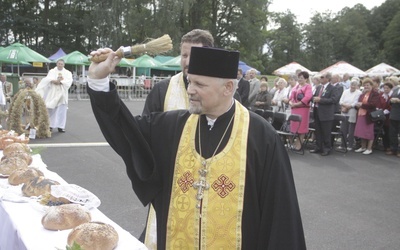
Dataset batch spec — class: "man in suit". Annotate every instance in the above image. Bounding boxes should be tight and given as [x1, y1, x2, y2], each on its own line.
[311, 72, 341, 156]
[237, 68, 250, 108]
[331, 74, 344, 114]
[247, 68, 260, 107]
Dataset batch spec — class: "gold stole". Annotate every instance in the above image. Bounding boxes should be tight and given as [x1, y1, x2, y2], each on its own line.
[166, 102, 249, 249]
[145, 72, 189, 249]
[164, 72, 189, 111]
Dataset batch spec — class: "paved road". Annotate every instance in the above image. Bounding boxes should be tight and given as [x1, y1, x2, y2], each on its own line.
[29, 100, 400, 249]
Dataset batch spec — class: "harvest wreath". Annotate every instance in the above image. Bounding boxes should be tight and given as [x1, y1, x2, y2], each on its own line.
[7, 88, 51, 138]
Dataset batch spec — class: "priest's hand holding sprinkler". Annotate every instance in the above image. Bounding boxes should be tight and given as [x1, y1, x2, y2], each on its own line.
[88, 34, 173, 79]
[89, 34, 173, 63]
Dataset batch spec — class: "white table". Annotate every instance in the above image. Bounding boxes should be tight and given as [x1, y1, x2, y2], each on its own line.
[0, 154, 147, 250]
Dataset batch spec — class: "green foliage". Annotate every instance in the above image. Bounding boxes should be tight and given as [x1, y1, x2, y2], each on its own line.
[0, 0, 399, 74]
[265, 11, 303, 72]
[331, 4, 375, 69]
[65, 242, 83, 250]
[382, 11, 400, 68]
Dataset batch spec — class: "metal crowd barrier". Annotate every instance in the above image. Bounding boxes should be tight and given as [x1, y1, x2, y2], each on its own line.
[20, 73, 169, 101]
[70, 76, 169, 101]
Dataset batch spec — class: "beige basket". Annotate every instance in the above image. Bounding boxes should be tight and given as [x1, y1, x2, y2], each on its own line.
[0, 131, 29, 150]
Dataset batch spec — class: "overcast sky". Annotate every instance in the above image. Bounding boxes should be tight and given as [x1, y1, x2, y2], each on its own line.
[269, 0, 387, 24]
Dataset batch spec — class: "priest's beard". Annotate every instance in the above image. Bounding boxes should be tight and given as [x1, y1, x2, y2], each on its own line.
[189, 104, 202, 114]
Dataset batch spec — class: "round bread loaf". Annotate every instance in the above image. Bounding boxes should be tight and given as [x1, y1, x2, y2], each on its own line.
[8, 167, 44, 185]
[0, 157, 28, 176]
[42, 204, 91, 231]
[3, 142, 31, 157]
[22, 176, 60, 197]
[1, 151, 33, 165]
[67, 221, 119, 250]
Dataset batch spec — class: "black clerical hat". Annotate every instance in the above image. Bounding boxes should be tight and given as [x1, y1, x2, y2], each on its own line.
[188, 47, 239, 79]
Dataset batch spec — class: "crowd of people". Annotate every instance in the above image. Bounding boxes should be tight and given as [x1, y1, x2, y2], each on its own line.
[239, 68, 400, 157]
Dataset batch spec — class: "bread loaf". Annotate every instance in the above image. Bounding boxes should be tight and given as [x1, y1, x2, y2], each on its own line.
[0, 157, 28, 176]
[8, 167, 44, 185]
[67, 222, 119, 250]
[42, 204, 91, 231]
[1, 151, 33, 165]
[21, 176, 60, 197]
[3, 142, 31, 157]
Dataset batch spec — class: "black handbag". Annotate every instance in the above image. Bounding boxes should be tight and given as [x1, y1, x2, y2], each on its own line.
[296, 92, 304, 101]
[370, 109, 384, 122]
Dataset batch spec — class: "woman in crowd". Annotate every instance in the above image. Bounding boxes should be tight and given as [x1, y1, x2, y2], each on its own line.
[371, 76, 383, 92]
[260, 76, 268, 82]
[380, 82, 393, 152]
[251, 81, 272, 111]
[282, 74, 298, 111]
[354, 78, 381, 155]
[311, 75, 321, 95]
[288, 71, 313, 150]
[271, 78, 288, 112]
[339, 80, 362, 150]
[269, 77, 280, 96]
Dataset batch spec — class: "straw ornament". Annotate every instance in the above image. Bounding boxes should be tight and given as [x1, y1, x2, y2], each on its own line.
[7, 89, 51, 138]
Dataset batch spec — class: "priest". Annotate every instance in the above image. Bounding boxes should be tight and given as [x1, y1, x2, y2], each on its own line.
[87, 46, 306, 249]
[36, 59, 73, 132]
[141, 29, 214, 248]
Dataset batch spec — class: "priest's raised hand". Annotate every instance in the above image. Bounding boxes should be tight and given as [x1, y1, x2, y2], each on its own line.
[88, 48, 122, 80]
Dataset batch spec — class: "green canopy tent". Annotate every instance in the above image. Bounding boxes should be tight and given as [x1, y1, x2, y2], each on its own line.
[0, 43, 50, 75]
[154, 55, 181, 72]
[56, 50, 90, 80]
[154, 55, 174, 64]
[118, 58, 134, 68]
[131, 54, 161, 68]
[57, 50, 90, 66]
[116, 58, 135, 85]
[131, 54, 162, 80]
[162, 55, 181, 68]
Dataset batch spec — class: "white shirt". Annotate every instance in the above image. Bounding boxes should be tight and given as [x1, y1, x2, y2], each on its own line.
[339, 89, 362, 108]
[271, 87, 288, 112]
[0, 81, 6, 106]
[88, 77, 110, 92]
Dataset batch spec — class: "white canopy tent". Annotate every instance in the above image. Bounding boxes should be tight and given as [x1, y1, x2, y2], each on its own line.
[319, 61, 366, 77]
[272, 62, 312, 76]
[365, 63, 399, 77]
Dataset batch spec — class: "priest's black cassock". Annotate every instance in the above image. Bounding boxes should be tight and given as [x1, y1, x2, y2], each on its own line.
[142, 77, 187, 115]
[88, 84, 306, 250]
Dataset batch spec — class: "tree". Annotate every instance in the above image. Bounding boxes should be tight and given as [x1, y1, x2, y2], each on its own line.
[382, 11, 400, 68]
[1, 0, 399, 75]
[265, 11, 303, 73]
[333, 4, 375, 69]
[302, 12, 336, 71]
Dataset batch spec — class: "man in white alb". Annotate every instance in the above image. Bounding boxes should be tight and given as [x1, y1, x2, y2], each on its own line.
[36, 59, 73, 132]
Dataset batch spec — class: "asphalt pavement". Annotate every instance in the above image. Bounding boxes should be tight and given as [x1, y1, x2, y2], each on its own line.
[28, 100, 400, 250]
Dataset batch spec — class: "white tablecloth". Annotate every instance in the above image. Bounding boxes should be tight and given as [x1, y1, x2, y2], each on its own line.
[0, 154, 147, 250]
